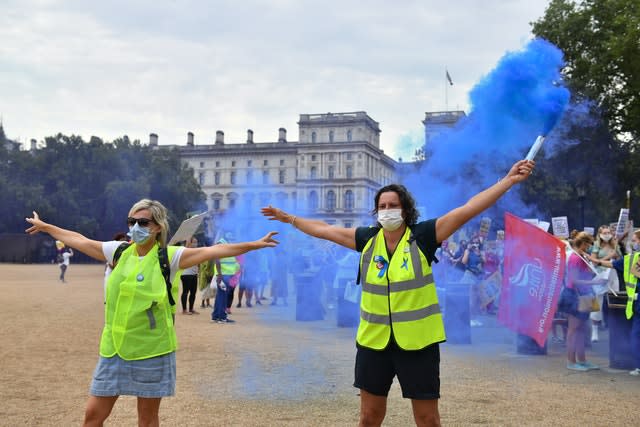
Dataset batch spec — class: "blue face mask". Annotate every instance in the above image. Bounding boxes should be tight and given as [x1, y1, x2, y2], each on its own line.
[633, 243, 640, 252]
[128, 223, 152, 245]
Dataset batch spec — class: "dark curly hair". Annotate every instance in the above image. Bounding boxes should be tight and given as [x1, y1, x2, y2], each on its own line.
[372, 184, 419, 226]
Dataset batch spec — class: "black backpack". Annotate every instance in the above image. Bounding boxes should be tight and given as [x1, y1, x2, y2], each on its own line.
[111, 243, 175, 307]
[56, 252, 64, 263]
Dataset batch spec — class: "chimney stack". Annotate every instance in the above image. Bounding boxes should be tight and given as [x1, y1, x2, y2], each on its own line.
[278, 127, 287, 143]
[30, 139, 37, 150]
[215, 130, 224, 145]
[187, 131, 194, 146]
[247, 129, 254, 144]
[149, 133, 158, 146]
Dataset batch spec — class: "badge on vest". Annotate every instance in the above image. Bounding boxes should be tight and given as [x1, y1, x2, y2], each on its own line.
[373, 255, 388, 278]
[136, 273, 144, 282]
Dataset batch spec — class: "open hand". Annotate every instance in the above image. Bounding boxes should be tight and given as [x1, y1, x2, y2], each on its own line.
[25, 211, 46, 235]
[256, 231, 280, 248]
[260, 205, 290, 223]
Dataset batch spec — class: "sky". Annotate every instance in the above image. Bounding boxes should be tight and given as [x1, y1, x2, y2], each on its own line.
[1, 0, 551, 160]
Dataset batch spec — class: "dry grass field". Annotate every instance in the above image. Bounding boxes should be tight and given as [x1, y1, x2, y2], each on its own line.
[0, 263, 637, 426]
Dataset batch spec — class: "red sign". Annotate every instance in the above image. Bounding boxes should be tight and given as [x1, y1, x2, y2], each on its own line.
[498, 213, 566, 346]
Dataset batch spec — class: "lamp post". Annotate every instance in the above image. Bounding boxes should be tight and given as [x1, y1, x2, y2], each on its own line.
[577, 186, 586, 230]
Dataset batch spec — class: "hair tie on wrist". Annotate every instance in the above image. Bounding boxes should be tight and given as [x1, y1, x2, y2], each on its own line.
[290, 215, 297, 227]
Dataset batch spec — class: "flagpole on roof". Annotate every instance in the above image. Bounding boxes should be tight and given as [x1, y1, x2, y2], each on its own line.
[445, 68, 454, 112]
[445, 68, 448, 112]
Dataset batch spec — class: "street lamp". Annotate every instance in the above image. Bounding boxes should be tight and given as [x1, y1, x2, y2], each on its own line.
[577, 186, 586, 230]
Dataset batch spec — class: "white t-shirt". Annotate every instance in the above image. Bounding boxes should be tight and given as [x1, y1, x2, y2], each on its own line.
[102, 241, 185, 285]
[60, 251, 72, 266]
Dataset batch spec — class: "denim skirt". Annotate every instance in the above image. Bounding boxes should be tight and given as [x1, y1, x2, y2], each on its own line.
[90, 352, 176, 398]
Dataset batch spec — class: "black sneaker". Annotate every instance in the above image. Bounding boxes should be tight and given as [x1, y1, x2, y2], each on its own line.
[221, 318, 236, 323]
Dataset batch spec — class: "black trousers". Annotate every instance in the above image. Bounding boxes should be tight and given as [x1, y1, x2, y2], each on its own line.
[180, 275, 198, 311]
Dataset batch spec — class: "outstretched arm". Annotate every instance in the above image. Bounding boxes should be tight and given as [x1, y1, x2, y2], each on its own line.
[260, 206, 356, 250]
[435, 160, 535, 243]
[178, 231, 279, 269]
[25, 211, 105, 261]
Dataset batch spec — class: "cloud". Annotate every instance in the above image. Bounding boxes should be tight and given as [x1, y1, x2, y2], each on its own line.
[0, 0, 549, 155]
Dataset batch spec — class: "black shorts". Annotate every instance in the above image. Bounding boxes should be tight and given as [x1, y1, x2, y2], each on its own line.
[354, 340, 440, 400]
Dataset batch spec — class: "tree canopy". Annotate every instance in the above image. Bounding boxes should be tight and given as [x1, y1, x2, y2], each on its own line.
[0, 134, 206, 241]
[531, 0, 640, 145]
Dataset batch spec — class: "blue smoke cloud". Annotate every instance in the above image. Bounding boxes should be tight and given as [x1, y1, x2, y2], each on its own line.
[403, 38, 570, 220]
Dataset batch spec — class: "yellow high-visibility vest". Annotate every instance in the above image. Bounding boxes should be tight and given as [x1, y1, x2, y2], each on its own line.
[623, 252, 639, 320]
[214, 238, 240, 275]
[357, 227, 445, 350]
[100, 244, 181, 360]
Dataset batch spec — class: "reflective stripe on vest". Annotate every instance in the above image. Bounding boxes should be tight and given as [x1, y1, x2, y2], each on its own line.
[100, 244, 180, 360]
[356, 227, 445, 350]
[623, 253, 639, 320]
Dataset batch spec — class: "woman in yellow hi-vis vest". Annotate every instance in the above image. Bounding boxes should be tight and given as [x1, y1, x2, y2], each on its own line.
[262, 160, 534, 427]
[597, 229, 640, 376]
[25, 199, 278, 427]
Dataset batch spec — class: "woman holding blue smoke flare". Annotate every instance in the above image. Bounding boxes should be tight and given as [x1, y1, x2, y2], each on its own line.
[25, 199, 278, 427]
[262, 159, 534, 427]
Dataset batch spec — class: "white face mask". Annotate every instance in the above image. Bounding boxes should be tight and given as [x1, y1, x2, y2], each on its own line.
[600, 234, 612, 242]
[377, 209, 404, 231]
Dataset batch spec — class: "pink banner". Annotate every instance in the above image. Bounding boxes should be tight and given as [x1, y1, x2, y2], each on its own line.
[498, 213, 566, 346]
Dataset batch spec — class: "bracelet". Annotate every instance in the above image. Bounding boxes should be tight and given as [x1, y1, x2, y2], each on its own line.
[290, 215, 297, 227]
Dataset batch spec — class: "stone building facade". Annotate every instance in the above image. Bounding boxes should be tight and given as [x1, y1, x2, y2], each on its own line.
[173, 112, 397, 227]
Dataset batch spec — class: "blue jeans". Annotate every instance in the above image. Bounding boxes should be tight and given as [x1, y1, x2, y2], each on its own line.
[212, 275, 233, 320]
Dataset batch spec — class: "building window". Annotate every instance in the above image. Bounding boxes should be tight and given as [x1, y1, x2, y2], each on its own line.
[246, 170, 253, 183]
[329, 153, 335, 161]
[198, 172, 205, 185]
[279, 170, 285, 184]
[310, 166, 317, 179]
[229, 199, 236, 209]
[231, 160, 236, 167]
[329, 130, 334, 142]
[344, 190, 354, 210]
[326, 190, 336, 211]
[346, 165, 353, 179]
[312, 131, 317, 143]
[199, 161, 205, 168]
[309, 191, 318, 211]
[280, 159, 284, 166]
[346, 153, 352, 160]
[263, 159, 268, 166]
[344, 221, 352, 228]
[247, 160, 252, 167]
[311, 154, 317, 161]
[215, 161, 220, 167]
[214, 172, 220, 185]
[347, 130, 352, 142]
[230, 171, 236, 185]
[328, 165, 335, 179]
[213, 199, 220, 210]
[262, 170, 269, 184]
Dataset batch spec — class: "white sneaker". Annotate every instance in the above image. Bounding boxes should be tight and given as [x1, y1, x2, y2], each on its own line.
[629, 368, 640, 376]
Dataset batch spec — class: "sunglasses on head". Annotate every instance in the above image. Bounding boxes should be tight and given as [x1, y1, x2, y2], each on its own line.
[127, 217, 154, 227]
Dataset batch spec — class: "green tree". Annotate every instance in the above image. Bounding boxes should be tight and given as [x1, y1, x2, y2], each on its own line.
[531, 0, 640, 144]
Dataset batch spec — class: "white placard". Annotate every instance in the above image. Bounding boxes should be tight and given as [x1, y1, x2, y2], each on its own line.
[168, 212, 208, 245]
[551, 216, 569, 238]
[616, 208, 630, 237]
[583, 227, 595, 236]
[538, 221, 551, 232]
